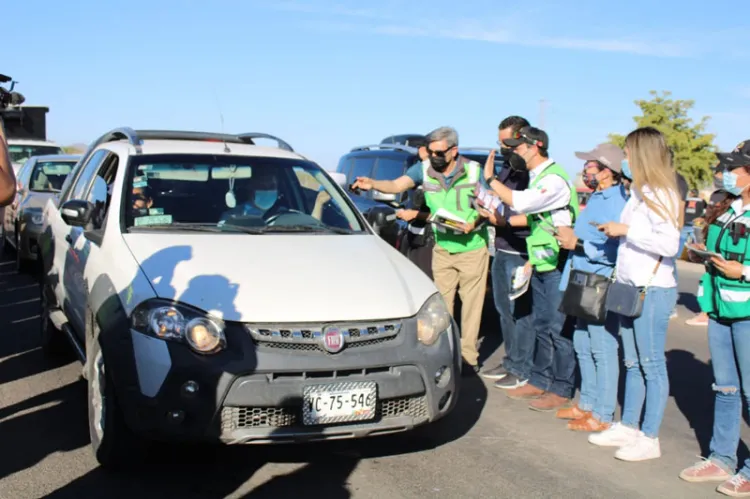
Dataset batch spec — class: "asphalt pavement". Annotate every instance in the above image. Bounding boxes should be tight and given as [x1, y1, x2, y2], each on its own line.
[0, 256, 744, 499]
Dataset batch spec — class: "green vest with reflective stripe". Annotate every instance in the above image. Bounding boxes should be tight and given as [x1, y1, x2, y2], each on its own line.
[697, 206, 750, 320]
[525, 162, 580, 272]
[422, 158, 488, 254]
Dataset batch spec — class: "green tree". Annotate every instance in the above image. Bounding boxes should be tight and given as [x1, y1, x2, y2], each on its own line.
[608, 90, 717, 190]
[62, 145, 83, 154]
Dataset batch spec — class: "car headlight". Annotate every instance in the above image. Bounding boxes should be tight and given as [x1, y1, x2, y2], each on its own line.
[131, 300, 226, 354]
[416, 293, 452, 345]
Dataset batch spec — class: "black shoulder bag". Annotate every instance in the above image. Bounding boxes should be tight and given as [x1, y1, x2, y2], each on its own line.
[559, 258, 615, 325]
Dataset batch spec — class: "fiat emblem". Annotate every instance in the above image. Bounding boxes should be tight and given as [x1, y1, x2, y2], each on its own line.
[322, 326, 345, 353]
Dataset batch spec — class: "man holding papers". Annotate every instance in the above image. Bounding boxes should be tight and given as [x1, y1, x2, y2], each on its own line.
[483, 125, 581, 412]
[352, 126, 490, 375]
[478, 116, 536, 392]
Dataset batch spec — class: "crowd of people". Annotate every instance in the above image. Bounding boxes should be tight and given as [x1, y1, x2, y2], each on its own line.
[352, 120, 750, 498]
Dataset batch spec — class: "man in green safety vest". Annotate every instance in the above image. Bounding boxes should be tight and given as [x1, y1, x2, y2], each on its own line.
[352, 126, 491, 375]
[484, 126, 580, 411]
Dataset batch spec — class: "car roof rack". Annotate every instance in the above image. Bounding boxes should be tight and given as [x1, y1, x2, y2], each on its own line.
[350, 143, 418, 154]
[80, 127, 295, 155]
[460, 146, 497, 152]
[380, 134, 427, 148]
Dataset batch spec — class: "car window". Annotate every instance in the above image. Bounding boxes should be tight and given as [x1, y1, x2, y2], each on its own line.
[373, 157, 407, 181]
[68, 150, 108, 201]
[124, 154, 364, 233]
[337, 157, 353, 182]
[28, 161, 76, 192]
[350, 157, 376, 182]
[7, 145, 64, 164]
[17, 159, 34, 188]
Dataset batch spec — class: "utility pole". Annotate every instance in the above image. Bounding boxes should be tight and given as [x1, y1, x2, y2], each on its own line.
[539, 99, 547, 129]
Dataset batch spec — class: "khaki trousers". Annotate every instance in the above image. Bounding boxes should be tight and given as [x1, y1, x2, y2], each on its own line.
[432, 245, 490, 366]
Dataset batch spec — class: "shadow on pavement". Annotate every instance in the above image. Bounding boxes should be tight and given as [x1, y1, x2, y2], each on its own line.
[667, 349, 750, 464]
[0, 381, 90, 481]
[678, 291, 701, 314]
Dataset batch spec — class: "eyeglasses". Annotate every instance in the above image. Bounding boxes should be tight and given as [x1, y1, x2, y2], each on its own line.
[426, 146, 455, 158]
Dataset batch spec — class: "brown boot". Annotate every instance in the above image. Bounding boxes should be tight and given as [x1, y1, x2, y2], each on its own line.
[529, 393, 570, 412]
[506, 384, 545, 400]
[555, 404, 587, 420]
[567, 414, 611, 432]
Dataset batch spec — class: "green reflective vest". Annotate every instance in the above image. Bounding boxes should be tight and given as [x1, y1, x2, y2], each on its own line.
[525, 162, 580, 272]
[422, 157, 488, 254]
[697, 204, 750, 320]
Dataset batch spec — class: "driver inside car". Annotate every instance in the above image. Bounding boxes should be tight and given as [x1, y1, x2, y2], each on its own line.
[219, 169, 332, 226]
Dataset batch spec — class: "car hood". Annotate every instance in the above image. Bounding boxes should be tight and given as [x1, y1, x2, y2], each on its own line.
[121, 233, 437, 323]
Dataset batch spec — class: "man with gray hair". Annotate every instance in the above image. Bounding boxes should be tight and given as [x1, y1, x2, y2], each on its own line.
[352, 126, 491, 375]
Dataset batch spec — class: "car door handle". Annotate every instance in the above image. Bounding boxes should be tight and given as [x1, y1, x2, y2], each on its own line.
[65, 235, 73, 244]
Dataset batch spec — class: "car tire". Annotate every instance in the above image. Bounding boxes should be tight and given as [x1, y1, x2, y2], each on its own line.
[87, 312, 141, 468]
[39, 283, 68, 357]
[15, 232, 32, 274]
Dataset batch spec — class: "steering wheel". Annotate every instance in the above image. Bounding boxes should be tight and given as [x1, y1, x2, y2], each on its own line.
[264, 209, 310, 226]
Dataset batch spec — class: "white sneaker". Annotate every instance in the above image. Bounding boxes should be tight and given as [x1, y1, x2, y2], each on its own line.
[588, 422, 641, 447]
[615, 435, 661, 462]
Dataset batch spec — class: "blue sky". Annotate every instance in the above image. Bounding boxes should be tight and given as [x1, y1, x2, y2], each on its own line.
[5, 0, 750, 178]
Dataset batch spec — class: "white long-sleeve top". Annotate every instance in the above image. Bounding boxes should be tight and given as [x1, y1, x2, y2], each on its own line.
[615, 186, 682, 288]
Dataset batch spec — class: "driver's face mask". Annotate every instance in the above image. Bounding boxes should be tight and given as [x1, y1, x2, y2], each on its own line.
[252, 184, 278, 210]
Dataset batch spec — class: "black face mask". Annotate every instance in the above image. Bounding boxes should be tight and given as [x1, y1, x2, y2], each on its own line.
[430, 155, 449, 172]
[501, 147, 526, 172]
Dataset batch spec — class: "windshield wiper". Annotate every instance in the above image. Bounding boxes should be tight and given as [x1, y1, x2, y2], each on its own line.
[128, 222, 240, 233]
[259, 224, 355, 234]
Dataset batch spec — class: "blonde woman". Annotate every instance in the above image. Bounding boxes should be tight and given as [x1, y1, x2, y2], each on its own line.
[589, 127, 682, 462]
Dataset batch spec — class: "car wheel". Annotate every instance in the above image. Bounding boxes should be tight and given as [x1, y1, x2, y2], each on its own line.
[39, 283, 67, 357]
[87, 314, 140, 468]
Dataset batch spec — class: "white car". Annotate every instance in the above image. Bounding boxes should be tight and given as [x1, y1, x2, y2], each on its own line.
[6, 138, 64, 172]
[39, 128, 461, 467]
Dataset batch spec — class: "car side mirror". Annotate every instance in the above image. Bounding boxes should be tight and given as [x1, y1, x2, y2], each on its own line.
[372, 191, 397, 203]
[60, 199, 94, 227]
[328, 172, 348, 189]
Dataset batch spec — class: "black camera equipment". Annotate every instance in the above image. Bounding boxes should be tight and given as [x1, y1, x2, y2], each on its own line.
[0, 74, 25, 109]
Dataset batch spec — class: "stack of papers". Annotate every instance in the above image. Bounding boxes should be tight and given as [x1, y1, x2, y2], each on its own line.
[474, 186, 502, 214]
[509, 264, 532, 301]
[430, 208, 467, 231]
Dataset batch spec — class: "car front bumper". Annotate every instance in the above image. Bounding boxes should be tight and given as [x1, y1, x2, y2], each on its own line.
[18, 223, 43, 261]
[103, 317, 461, 444]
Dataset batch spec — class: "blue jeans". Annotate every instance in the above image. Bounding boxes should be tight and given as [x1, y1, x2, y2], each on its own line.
[620, 286, 677, 438]
[707, 318, 750, 478]
[491, 251, 534, 379]
[529, 267, 576, 398]
[573, 314, 620, 422]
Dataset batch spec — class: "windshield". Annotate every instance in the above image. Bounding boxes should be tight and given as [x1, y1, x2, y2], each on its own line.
[124, 154, 365, 234]
[8, 145, 64, 164]
[29, 161, 75, 192]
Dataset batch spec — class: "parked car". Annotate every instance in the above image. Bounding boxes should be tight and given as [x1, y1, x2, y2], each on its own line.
[6, 138, 64, 173]
[39, 128, 461, 467]
[2, 154, 80, 271]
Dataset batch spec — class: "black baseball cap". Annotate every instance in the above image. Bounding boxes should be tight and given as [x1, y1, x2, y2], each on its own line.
[715, 139, 750, 171]
[502, 126, 549, 150]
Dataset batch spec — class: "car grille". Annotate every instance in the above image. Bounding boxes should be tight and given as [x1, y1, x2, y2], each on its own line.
[221, 395, 428, 431]
[245, 321, 402, 353]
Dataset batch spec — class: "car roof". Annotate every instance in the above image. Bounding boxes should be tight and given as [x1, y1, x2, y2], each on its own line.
[86, 128, 308, 162]
[30, 154, 81, 162]
[104, 139, 306, 160]
[7, 139, 60, 146]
